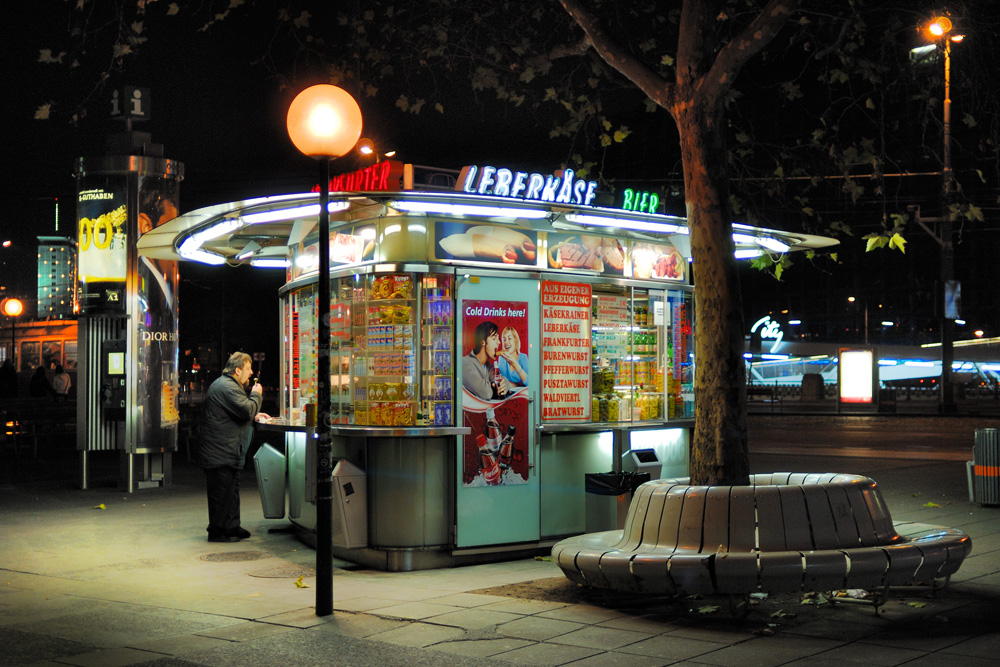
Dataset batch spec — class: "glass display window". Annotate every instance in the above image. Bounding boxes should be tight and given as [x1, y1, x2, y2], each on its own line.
[419, 274, 454, 425]
[590, 286, 665, 423]
[666, 289, 695, 419]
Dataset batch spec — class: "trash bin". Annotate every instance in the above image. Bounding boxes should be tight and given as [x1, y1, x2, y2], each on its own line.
[253, 442, 286, 519]
[584, 471, 651, 532]
[331, 459, 368, 548]
[973, 428, 1000, 506]
[624, 448, 662, 480]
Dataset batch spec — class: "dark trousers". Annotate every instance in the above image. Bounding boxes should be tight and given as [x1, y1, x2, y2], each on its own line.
[204, 467, 241, 537]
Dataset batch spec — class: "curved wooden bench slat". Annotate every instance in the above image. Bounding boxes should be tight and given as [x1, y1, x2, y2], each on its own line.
[552, 474, 972, 598]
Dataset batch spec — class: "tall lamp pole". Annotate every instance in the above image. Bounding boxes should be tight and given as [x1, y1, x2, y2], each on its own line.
[924, 16, 964, 413]
[2, 298, 24, 368]
[286, 85, 363, 617]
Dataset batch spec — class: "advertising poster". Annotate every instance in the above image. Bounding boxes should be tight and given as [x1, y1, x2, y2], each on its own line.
[435, 221, 537, 267]
[136, 174, 182, 443]
[461, 299, 530, 487]
[540, 282, 591, 420]
[631, 241, 686, 282]
[77, 177, 128, 314]
[546, 232, 626, 276]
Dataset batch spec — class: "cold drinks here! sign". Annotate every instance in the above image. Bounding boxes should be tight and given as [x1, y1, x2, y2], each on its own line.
[540, 281, 592, 420]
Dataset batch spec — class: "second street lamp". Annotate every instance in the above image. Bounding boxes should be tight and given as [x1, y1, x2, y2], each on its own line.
[286, 84, 363, 617]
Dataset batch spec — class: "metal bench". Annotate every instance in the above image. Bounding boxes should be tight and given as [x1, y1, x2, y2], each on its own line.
[552, 474, 971, 607]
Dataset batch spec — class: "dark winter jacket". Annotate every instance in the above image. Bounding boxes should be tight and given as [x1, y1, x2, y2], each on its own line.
[194, 374, 262, 469]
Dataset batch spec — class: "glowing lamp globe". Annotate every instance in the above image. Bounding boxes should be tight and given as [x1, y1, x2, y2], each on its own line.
[927, 16, 952, 37]
[1, 298, 24, 317]
[286, 85, 363, 158]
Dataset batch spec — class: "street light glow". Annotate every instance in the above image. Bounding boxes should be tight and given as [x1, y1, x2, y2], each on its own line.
[928, 16, 951, 37]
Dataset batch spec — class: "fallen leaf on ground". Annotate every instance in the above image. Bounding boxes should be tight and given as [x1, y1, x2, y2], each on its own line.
[93, 504, 106, 510]
[923, 501, 942, 508]
[698, 605, 719, 614]
[534, 556, 552, 561]
[294, 576, 310, 589]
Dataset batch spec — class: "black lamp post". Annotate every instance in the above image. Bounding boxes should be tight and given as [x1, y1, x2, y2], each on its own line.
[286, 84, 363, 617]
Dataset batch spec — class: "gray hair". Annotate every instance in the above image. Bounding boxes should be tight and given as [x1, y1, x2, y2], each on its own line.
[222, 352, 252, 376]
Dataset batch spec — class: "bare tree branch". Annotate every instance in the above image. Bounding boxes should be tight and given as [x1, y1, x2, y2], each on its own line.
[557, 0, 674, 110]
[702, 0, 802, 106]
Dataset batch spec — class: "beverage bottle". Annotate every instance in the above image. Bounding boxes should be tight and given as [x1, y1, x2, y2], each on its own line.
[476, 434, 501, 485]
[485, 407, 502, 452]
[490, 364, 503, 396]
[497, 425, 516, 470]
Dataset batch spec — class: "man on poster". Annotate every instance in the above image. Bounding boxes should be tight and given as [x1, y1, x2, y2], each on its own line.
[461, 321, 509, 400]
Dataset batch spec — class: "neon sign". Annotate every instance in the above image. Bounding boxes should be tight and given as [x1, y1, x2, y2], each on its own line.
[458, 165, 598, 207]
[750, 315, 784, 353]
[313, 160, 404, 193]
[620, 189, 659, 214]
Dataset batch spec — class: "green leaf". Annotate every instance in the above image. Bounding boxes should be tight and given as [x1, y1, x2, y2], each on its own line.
[865, 97, 875, 110]
[660, 55, 674, 67]
[888, 233, 907, 253]
[967, 203, 984, 222]
[963, 113, 977, 128]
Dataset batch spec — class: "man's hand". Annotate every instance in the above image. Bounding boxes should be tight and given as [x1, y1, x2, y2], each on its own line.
[250, 382, 263, 396]
[255, 412, 272, 423]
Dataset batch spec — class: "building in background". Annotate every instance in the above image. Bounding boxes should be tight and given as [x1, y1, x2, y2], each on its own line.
[36, 236, 76, 319]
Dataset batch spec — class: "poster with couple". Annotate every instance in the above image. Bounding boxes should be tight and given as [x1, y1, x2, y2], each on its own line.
[461, 299, 530, 487]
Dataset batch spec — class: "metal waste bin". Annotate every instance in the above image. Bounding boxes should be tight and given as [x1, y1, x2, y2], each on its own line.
[584, 471, 651, 532]
[973, 428, 1000, 505]
[253, 442, 286, 519]
[624, 448, 662, 480]
[331, 459, 368, 548]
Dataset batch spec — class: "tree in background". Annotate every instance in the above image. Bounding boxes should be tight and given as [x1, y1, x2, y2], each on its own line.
[27, 0, 1000, 484]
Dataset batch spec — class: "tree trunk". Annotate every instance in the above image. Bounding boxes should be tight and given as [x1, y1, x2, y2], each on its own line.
[677, 102, 750, 486]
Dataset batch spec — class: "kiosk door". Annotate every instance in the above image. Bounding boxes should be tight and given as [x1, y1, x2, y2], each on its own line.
[455, 276, 540, 547]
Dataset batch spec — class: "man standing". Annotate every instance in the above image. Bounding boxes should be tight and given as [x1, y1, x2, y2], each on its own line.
[194, 352, 268, 542]
[461, 321, 509, 400]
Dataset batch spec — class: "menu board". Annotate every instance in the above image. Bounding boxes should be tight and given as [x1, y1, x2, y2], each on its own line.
[540, 281, 592, 420]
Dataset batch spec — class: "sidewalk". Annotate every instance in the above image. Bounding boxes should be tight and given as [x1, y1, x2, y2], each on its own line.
[2, 445, 999, 666]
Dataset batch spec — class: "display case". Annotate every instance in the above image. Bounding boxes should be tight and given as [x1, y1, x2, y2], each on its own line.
[587, 286, 697, 423]
[419, 274, 455, 426]
[281, 269, 456, 427]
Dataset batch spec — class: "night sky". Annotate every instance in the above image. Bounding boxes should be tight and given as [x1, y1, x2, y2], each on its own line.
[3, 2, 997, 379]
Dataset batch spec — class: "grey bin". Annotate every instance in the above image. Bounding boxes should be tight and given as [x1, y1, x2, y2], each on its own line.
[332, 460, 368, 549]
[253, 443, 287, 519]
[973, 428, 1000, 506]
[624, 448, 662, 480]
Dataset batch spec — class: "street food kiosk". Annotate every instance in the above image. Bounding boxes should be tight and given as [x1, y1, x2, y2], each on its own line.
[138, 161, 835, 570]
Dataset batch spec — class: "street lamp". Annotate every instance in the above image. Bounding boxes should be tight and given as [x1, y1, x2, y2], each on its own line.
[286, 84, 363, 617]
[921, 15, 965, 413]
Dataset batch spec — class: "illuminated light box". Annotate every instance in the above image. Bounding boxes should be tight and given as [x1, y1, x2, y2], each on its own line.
[839, 348, 874, 404]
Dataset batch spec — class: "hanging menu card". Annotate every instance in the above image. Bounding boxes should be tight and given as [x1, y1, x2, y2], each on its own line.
[540, 281, 592, 420]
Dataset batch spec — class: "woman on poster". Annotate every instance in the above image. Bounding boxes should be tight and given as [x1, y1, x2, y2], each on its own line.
[497, 326, 528, 387]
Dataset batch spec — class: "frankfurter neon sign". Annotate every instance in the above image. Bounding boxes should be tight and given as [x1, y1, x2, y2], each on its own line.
[458, 165, 598, 207]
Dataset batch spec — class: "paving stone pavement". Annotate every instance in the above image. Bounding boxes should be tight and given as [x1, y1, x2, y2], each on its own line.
[2, 431, 999, 666]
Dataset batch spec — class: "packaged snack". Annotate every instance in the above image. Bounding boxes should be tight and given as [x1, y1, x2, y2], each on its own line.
[391, 274, 413, 299]
[393, 304, 412, 324]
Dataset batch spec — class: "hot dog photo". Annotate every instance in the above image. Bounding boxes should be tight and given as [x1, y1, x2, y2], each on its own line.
[435, 222, 538, 266]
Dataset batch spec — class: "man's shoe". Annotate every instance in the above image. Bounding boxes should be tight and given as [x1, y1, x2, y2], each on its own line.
[208, 534, 239, 543]
[228, 527, 252, 540]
